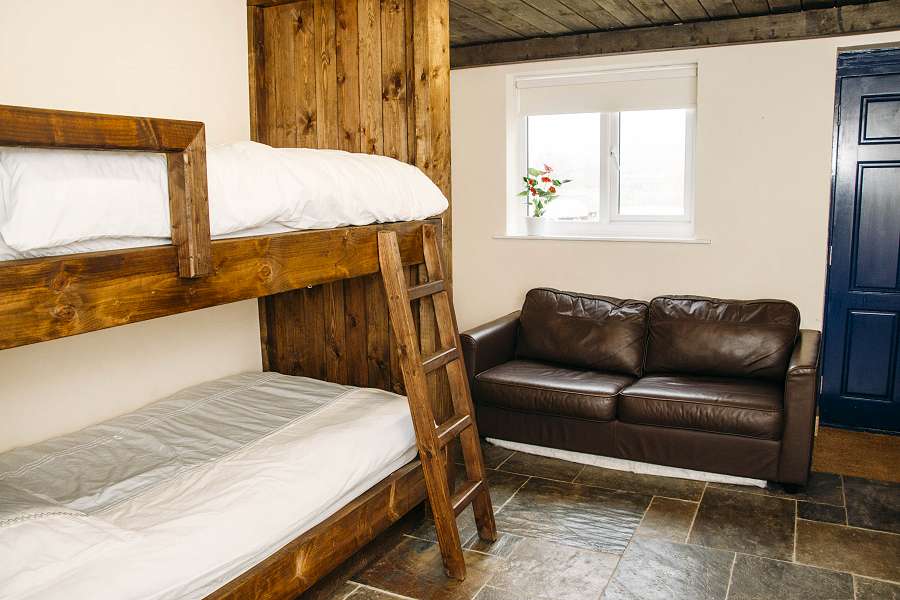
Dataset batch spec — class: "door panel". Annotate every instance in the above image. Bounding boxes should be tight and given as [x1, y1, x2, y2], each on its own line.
[821, 49, 900, 433]
[853, 164, 900, 290]
[843, 311, 897, 399]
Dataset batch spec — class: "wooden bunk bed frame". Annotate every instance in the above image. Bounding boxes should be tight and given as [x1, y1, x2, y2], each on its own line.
[0, 103, 434, 599]
[0, 1, 457, 597]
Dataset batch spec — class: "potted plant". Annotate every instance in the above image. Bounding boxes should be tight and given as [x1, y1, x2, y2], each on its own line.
[518, 164, 572, 236]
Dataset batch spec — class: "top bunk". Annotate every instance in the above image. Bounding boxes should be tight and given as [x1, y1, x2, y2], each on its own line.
[0, 105, 443, 351]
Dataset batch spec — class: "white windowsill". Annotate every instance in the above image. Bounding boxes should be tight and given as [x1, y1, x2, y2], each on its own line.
[493, 234, 710, 244]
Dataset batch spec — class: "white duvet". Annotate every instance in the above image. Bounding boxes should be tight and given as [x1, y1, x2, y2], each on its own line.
[0, 141, 448, 257]
[0, 373, 418, 600]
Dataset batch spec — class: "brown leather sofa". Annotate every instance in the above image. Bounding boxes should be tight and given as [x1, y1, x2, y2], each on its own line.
[461, 288, 821, 486]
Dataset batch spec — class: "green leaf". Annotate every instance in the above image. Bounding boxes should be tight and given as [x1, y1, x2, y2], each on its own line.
[527, 167, 542, 176]
[516, 191, 528, 196]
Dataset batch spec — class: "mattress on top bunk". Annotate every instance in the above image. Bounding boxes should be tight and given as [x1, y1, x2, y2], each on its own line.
[0, 141, 448, 259]
[0, 372, 418, 600]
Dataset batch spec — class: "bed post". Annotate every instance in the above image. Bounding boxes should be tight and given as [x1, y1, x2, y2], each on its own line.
[0, 105, 212, 278]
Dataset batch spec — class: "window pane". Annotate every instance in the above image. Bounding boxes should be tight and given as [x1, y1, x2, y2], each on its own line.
[618, 109, 687, 216]
[527, 113, 602, 221]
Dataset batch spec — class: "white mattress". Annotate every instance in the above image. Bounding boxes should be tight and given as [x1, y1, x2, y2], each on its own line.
[0, 372, 418, 600]
[0, 141, 448, 260]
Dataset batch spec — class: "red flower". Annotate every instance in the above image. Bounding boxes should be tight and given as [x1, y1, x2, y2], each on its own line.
[548, 186, 556, 193]
[529, 178, 537, 185]
[541, 176, 551, 183]
[530, 188, 537, 196]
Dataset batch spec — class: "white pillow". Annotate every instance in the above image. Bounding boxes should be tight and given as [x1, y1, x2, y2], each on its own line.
[0, 146, 170, 252]
[274, 147, 448, 228]
[206, 141, 307, 236]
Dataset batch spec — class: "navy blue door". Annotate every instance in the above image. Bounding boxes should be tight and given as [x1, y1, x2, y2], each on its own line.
[821, 49, 900, 433]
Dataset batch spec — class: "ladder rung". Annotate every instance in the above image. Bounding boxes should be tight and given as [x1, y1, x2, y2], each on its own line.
[451, 480, 484, 516]
[436, 413, 473, 447]
[422, 347, 459, 373]
[408, 280, 445, 300]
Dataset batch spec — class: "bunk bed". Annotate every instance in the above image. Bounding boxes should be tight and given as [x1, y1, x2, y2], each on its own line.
[0, 104, 451, 599]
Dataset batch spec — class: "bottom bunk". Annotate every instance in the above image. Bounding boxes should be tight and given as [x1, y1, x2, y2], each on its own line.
[0, 373, 426, 600]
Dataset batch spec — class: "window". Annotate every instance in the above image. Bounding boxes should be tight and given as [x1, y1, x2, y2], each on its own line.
[510, 65, 697, 238]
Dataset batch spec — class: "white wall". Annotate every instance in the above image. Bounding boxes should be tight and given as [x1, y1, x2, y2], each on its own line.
[0, 1, 262, 452]
[451, 32, 900, 332]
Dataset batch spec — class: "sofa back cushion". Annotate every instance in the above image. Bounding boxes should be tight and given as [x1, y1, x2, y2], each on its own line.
[645, 295, 800, 380]
[516, 288, 649, 377]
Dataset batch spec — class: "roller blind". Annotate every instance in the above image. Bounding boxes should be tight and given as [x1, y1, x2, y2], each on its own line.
[516, 64, 697, 116]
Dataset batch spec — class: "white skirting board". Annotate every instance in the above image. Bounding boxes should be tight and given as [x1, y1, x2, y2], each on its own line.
[486, 437, 767, 488]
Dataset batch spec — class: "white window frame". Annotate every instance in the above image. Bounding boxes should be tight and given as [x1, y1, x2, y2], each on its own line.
[507, 66, 697, 240]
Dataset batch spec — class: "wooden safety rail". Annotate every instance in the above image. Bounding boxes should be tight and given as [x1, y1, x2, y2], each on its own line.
[0, 105, 211, 278]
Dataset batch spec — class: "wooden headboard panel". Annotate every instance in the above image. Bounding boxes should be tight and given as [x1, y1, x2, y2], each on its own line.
[247, 0, 454, 416]
[0, 105, 211, 278]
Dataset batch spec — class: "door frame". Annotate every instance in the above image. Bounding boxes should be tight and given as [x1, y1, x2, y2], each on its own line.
[820, 46, 900, 433]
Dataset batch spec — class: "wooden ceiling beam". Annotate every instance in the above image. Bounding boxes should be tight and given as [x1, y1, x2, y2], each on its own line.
[451, 0, 900, 68]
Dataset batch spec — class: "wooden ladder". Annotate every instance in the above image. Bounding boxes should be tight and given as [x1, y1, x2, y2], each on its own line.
[378, 224, 497, 580]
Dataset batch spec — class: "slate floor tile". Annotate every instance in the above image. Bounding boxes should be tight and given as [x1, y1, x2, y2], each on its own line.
[712, 471, 844, 506]
[797, 501, 846, 525]
[473, 587, 523, 600]
[487, 537, 618, 600]
[408, 469, 529, 545]
[726, 554, 853, 600]
[497, 452, 584, 481]
[634, 497, 698, 543]
[495, 477, 651, 554]
[854, 576, 900, 600]
[687, 487, 795, 560]
[406, 509, 479, 547]
[602, 538, 733, 600]
[346, 586, 404, 599]
[453, 440, 515, 471]
[843, 476, 900, 534]
[353, 536, 502, 600]
[308, 581, 360, 600]
[463, 531, 523, 558]
[574, 466, 705, 501]
[795, 520, 900, 582]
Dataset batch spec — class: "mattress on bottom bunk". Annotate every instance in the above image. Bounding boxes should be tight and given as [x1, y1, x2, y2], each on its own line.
[0, 372, 418, 600]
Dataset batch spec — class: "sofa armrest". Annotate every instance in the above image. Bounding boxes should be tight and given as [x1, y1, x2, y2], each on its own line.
[460, 311, 520, 390]
[787, 329, 821, 377]
[778, 329, 822, 485]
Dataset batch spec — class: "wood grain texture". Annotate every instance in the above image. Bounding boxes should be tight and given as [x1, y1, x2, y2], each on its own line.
[664, 0, 710, 20]
[451, 0, 900, 67]
[0, 219, 432, 351]
[452, 0, 550, 37]
[592, 0, 653, 27]
[0, 105, 211, 278]
[248, 0, 453, 414]
[447, 0, 893, 47]
[450, 2, 522, 45]
[203, 459, 427, 600]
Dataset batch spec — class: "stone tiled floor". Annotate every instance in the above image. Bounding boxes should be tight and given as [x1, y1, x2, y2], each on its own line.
[301, 442, 900, 600]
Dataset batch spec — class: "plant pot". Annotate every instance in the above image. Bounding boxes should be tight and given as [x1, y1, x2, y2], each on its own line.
[525, 216, 547, 236]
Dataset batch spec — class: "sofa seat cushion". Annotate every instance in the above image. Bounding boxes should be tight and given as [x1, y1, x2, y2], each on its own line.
[618, 375, 783, 440]
[474, 359, 633, 421]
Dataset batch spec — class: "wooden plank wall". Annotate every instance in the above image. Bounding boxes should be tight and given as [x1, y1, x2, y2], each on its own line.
[248, 0, 452, 416]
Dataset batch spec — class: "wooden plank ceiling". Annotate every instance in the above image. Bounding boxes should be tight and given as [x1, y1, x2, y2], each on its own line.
[449, 0, 889, 47]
